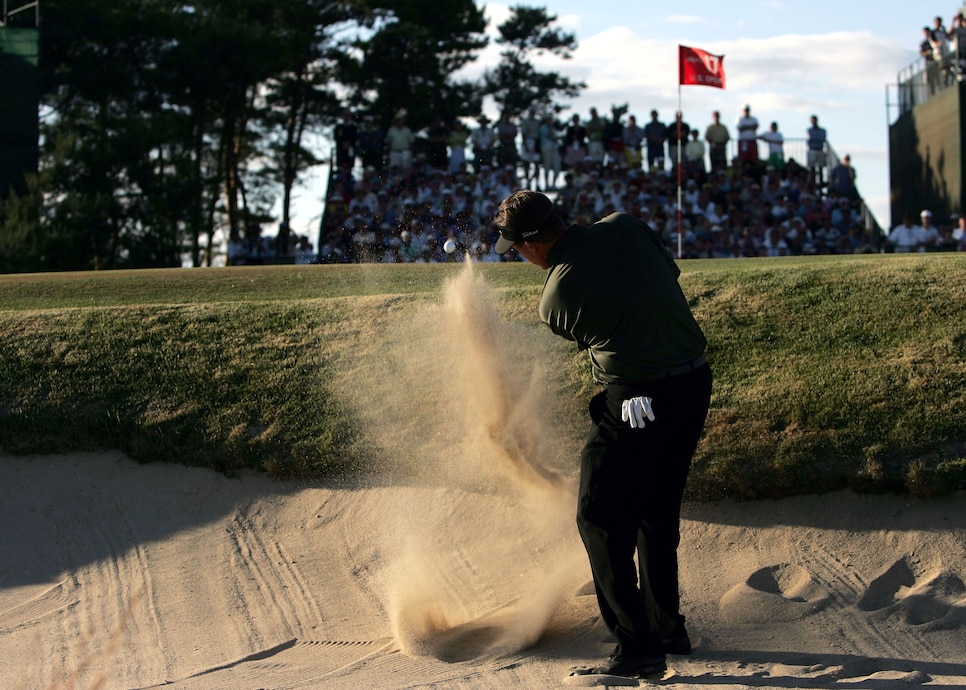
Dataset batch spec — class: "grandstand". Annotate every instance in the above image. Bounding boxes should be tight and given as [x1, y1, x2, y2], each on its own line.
[889, 40, 966, 225]
[296, 119, 885, 266]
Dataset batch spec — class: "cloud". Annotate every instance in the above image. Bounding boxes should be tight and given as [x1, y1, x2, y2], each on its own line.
[568, 30, 907, 101]
[482, 3, 581, 36]
[714, 32, 907, 92]
[554, 12, 581, 30]
[481, 3, 511, 35]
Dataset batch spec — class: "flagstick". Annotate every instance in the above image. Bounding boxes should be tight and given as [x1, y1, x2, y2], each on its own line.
[677, 84, 683, 259]
[677, 43, 726, 258]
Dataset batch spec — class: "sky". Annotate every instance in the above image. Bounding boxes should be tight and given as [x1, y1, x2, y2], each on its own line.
[285, 0, 958, 241]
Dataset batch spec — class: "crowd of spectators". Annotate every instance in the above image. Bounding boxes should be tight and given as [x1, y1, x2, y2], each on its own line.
[887, 208, 966, 252]
[920, 10, 966, 92]
[245, 103, 955, 265]
[226, 12, 966, 267]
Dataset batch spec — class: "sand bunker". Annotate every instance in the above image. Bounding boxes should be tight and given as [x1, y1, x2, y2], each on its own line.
[2, 263, 966, 689]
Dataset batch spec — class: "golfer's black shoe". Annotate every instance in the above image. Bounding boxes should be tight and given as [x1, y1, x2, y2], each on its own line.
[570, 654, 667, 678]
[662, 634, 692, 655]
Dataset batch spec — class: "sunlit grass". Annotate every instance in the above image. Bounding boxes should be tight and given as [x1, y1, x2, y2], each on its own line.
[1, 254, 965, 498]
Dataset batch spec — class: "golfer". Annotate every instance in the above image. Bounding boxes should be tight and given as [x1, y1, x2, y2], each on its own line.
[493, 190, 712, 679]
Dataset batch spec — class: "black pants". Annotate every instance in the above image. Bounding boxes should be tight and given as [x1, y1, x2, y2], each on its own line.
[576, 363, 712, 658]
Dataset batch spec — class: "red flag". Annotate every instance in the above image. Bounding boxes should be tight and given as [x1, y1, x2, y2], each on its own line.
[679, 45, 726, 89]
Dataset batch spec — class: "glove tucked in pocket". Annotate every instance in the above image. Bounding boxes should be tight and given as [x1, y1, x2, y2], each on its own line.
[621, 396, 655, 429]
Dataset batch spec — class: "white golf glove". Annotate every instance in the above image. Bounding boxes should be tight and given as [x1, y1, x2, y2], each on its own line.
[621, 396, 655, 429]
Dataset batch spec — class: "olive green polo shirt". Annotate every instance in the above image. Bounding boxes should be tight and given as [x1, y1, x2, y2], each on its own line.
[538, 213, 707, 385]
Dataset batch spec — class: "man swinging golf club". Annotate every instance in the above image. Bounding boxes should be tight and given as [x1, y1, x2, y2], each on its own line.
[493, 190, 712, 679]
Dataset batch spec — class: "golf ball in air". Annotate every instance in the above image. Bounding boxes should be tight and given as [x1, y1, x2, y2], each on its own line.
[443, 238, 457, 254]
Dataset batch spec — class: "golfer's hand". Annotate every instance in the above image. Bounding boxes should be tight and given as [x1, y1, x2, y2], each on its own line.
[621, 396, 655, 429]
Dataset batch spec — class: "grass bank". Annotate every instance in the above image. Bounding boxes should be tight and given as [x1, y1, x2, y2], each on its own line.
[1, 255, 965, 499]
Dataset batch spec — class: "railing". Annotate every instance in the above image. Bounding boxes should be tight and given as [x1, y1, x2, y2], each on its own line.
[824, 144, 883, 240]
[733, 137, 811, 171]
[890, 49, 964, 121]
[1, 0, 39, 27]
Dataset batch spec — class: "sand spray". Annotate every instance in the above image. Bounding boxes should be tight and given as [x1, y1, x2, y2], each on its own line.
[337, 260, 589, 661]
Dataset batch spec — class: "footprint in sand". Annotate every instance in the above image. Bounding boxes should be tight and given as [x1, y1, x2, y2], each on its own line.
[800, 659, 932, 686]
[857, 556, 966, 628]
[719, 563, 830, 624]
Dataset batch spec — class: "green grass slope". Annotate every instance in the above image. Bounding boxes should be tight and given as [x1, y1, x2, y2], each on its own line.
[1, 254, 964, 499]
